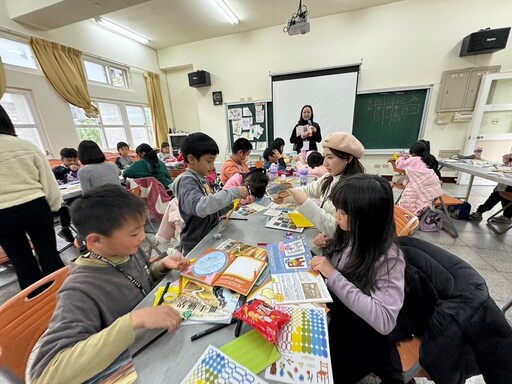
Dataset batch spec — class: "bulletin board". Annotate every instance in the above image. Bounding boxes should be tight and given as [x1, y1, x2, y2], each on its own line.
[226, 100, 273, 154]
[352, 87, 430, 152]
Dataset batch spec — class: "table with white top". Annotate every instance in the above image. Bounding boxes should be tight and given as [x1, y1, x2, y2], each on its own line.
[130, 199, 321, 383]
[438, 159, 512, 201]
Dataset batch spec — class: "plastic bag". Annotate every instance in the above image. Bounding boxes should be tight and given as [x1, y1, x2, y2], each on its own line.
[420, 210, 443, 232]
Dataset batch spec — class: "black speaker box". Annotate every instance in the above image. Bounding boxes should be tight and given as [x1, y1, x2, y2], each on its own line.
[460, 27, 510, 56]
[188, 70, 211, 87]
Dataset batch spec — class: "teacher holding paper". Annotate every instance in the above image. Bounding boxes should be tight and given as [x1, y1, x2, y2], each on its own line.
[290, 105, 322, 153]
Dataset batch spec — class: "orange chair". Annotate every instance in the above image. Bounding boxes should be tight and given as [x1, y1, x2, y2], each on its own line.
[394, 205, 419, 237]
[397, 336, 430, 382]
[0, 247, 8, 265]
[0, 266, 70, 380]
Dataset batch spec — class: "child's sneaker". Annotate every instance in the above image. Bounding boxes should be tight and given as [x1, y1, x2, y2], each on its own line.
[468, 211, 483, 220]
[489, 215, 512, 224]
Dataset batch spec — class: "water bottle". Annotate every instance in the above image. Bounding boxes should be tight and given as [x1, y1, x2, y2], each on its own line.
[269, 163, 278, 181]
[299, 168, 308, 186]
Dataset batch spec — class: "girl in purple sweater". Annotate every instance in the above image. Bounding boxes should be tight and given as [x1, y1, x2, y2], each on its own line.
[310, 174, 405, 383]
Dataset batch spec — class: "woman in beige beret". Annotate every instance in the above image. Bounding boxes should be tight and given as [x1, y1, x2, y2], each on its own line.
[276, 132, 365, 237]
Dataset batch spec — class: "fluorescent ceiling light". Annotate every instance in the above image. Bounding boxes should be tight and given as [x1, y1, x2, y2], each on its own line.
[94, 17, 150, 45]
[213, 0, 239, 24]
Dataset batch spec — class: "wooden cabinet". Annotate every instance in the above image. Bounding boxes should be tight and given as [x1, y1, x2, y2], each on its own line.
[437, 66, 500, 112]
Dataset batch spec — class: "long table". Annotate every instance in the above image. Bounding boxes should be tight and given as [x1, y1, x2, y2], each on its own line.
[130, 203, 321, 382]
[438, 160, 512, 201]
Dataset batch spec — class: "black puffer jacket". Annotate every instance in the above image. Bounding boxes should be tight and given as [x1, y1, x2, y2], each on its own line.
[390, 237, 512, 384]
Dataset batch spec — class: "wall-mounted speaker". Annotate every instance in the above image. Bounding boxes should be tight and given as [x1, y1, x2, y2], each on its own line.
[460, 27, 510, 56]
[188, 70, 211, 87]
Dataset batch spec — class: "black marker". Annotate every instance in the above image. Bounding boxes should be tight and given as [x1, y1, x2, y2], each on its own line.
[190, 318, 237, 341]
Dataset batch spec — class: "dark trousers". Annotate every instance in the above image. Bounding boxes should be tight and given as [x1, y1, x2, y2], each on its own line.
[0, 197, 65, 289]
[58, 205, 71, 228]
[477, 186, 512, 217]
[327, 294, 403, 384]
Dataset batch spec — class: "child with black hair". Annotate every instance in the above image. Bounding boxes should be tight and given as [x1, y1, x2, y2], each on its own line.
[77, 140, 121, 194]
[295, 150, 327, 179]
[157, 142, 176, 163]
[310, 174, 405, 383]
[52, 148, 80, 184]
[270, 137, 291, 164]
[173, 133, 249, 254]
[52, 147, 81, 242]
[263, 147, 286, 171]
[223, 168, 269, 205]
[114, 141, 134, 170]
[393, 140, 443, 215]
[28, 184, 189, 384]
[220, 138, 252, 184]
[123, 143, 173, 189]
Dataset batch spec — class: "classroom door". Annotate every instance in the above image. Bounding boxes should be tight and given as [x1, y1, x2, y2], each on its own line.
[462, 72, 512, 185]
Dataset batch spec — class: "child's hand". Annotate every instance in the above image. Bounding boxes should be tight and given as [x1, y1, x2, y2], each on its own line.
[288, 188, 308, 205]
[237, 186, 249, 198]
[310, 256, 336, 278]
[313, 233, 331, 248]
[69, 165, 80, 171]
[160, 253, 189, 271]
[131, 306, 181, 332]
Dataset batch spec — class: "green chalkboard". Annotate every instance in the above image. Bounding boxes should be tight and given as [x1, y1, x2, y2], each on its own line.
[226, 100, 273, 153]
[352, 89, 429, 150]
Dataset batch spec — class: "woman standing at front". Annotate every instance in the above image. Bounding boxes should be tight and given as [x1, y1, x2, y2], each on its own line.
[0, 105, 65, 289]
[289, 105, 322, 153]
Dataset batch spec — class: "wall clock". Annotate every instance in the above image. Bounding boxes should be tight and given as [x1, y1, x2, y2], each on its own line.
[212, 91, 223, 105]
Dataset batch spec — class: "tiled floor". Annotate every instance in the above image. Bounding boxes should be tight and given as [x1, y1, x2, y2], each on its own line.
[0, 183, 510, 384]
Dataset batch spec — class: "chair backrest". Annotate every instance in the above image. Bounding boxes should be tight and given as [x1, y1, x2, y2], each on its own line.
[0, 266, 70, 380]
[394, 205, 419, 236]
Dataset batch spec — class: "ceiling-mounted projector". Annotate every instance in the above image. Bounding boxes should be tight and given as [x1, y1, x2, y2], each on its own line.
[284, 0, 310, 36]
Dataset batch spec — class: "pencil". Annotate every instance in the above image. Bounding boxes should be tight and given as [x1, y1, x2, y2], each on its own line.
[157, 281, 171, 306]
[190, 318, 237, 341]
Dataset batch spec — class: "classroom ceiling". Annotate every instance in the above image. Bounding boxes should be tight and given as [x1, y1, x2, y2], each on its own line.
[10, 0, 403, 50]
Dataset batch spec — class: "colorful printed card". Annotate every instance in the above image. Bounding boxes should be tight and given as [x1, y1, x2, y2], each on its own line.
[265, 215, 304, 233]
[265, 306, 333, 384]
[266, 237, 313, 274]
[180, 345, 268, 384]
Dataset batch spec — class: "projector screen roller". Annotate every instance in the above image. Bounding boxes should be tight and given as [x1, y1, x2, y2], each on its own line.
[271, 65, 360, 153]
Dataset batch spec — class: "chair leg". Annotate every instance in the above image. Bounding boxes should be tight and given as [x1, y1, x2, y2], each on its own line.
[437, 197, 458, 238]
[486, 201, 512, 235]
[146, 212, 157, 234]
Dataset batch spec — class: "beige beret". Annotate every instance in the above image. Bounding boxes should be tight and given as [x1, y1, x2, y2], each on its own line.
[321, 132, 365, 159]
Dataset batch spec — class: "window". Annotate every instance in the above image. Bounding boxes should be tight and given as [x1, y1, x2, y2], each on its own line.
[71, 101, 154, 150]
[0, 37, 38, 69]
[0, 91, 46, 153]
[83, 59, 129, 88]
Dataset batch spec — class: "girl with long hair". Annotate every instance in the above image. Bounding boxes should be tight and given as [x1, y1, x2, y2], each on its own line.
[289, 105, 322, 153]
[310, 174, 405, 383]
[123, 143, 173, 189]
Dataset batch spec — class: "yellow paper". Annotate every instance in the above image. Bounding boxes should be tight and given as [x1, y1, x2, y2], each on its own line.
[288, 211, 315, 228]
[220, 329, 281, 374]
[153, 283, 180, 306]
[218, 198, 242, 231]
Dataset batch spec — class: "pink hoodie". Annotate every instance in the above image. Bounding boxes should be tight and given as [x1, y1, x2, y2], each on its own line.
[296, 159, 328, 179]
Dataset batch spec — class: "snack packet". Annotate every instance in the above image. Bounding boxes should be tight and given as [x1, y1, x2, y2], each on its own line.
[234, 299, 291, 343]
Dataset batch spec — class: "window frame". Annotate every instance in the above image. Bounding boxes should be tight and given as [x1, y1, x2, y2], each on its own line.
[71, 99, 155, 151]
[0, 34, 40, 73]
[83, 57, 130, 89]
[0, 88, 50, 154]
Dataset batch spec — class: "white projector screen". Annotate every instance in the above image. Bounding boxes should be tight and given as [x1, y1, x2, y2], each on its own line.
[271, 65, 360, 153]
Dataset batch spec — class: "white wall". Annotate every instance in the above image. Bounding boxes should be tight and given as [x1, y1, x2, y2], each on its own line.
[0, 0, 172, 157]
[157, 0, 512, 175]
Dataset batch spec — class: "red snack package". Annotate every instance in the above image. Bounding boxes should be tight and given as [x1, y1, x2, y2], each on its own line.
[234, 299, 291, 343]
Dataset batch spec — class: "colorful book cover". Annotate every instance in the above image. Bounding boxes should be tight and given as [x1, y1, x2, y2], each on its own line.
[181, 345, 268, 384]
[180, 249, 267, 296]
[216, 239, 268, 261]
[266, 237, 313, 274]
[265, 215, 304, 233]
[265, 306, 333, 384]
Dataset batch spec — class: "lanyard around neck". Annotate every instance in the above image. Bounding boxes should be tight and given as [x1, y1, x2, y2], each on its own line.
[86, 251, 150, 296]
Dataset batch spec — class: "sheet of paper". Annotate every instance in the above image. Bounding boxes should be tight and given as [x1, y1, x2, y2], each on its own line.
[220, 330, 281, 374]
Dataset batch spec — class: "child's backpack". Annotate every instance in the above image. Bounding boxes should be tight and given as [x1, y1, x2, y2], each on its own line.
[420, 210, 443, 232]
[448, 202, 471, 220]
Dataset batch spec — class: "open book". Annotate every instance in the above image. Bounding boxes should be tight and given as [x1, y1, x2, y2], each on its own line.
[296, 125, 312, 137]
[180, 249, 267, 296]
[266, 237, 332, 305]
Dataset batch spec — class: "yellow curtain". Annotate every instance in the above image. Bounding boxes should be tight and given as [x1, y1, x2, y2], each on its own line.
[0, 55, 6, 98]
[144, 71, 168, 145]
[30, 37, 98, 117]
